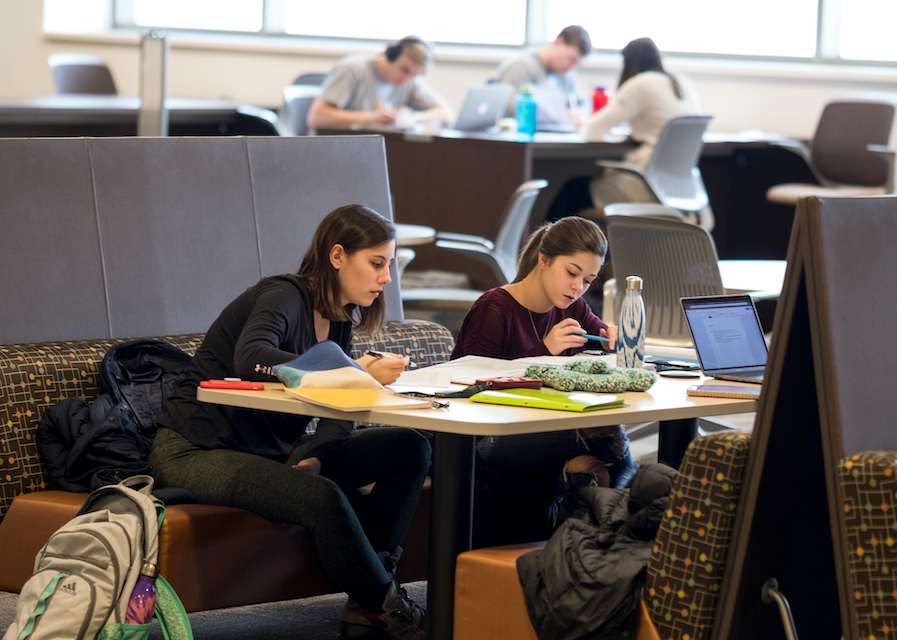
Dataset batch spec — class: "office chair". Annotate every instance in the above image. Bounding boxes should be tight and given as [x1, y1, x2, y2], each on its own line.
[292, 72, 327, 86]
[401, 179, 548, 312]
[48, 52, 117, 95]
[595, 115, 715, 232]
[602, 215, 784, 344]
[603, 202, 689, 222]
[281, 84, 322, 136]
[766, 93, 897, 204]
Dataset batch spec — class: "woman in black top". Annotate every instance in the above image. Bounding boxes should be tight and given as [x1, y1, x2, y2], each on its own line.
[150, 205, 430, 640]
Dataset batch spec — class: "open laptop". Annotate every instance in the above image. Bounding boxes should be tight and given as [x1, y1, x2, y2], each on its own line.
[680, 294, 768, 383]
[452, 83, 516, 132]
[529, 85, 577, 133]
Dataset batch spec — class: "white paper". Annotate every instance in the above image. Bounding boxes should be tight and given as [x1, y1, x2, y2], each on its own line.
[411, 355, 607, 385]
[394, 368, 454, 388]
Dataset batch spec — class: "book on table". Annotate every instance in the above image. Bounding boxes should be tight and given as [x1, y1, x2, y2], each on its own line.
[686, 384, 762, 399]
[283, 387, 433, 411]
[469, 387, 625, 412]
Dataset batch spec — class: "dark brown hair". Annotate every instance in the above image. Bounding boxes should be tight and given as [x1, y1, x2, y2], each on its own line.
[296, 204, 395, 333]
[513, 216, 607, 283]
[557, 25, 592, 57]
[618, 37, 682, 99]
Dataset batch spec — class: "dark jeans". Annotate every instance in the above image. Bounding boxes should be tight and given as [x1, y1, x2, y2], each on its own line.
[471, 428, 634, 547]
[149, 426, 431, 612]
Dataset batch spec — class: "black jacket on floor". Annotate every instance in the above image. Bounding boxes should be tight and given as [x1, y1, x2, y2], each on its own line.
[517, 462, 676, 640]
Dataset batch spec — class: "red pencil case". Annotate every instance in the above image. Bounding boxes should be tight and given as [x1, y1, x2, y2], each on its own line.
[200, 380, 265, 390]
[473, 376, 542, 390]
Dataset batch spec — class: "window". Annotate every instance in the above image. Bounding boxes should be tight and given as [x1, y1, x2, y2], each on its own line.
[130, 0, 263, 33]
[282, 0, 526, 46]
[839, 0, 897, 62]
[545, 0, 818, 59]
[93, 0, 897, 65]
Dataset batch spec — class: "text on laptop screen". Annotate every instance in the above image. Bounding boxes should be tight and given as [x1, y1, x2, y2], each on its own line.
[684, 298, 767, 371]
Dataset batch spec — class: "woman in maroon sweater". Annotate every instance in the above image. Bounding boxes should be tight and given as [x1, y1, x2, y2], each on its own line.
[452, 216, 636, 547]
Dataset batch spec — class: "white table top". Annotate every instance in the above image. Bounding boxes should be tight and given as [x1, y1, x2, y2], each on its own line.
[395, 223, 436, 246]
[197, 376, 756, 437]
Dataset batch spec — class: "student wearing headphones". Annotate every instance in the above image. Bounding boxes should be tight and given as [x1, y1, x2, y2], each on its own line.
[307, 36, 454, 131]
[491, 25, 592, 128]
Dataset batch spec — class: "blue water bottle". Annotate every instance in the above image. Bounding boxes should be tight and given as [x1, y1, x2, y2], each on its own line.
[616, 276, 645, 369]
[515, 84, 537, 138]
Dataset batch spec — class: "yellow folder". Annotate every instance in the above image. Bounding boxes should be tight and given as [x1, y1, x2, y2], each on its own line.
[284, 387, 433, 412]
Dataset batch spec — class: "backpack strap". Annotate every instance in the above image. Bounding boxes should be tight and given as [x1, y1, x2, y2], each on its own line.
[154, 575, 194, 640]
[15, 573, 69, 640]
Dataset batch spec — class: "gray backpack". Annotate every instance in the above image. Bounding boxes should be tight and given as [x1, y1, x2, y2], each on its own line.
[3, 476, 192, 640]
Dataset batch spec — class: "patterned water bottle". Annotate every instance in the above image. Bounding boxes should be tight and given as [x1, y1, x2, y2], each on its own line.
[124, 561, 158, 624]
[616, 276, 645, 369]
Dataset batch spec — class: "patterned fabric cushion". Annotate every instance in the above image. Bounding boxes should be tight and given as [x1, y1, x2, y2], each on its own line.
[839, 451, 897, 640]
[351, 320, 455, 368]
[0, 320, 454, 525]
[645, 431, 752, 640]
[0, 334, 204, 521]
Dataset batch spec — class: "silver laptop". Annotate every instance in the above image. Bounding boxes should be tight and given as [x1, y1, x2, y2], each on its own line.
[529, 85, 577, 133]
[453, 83, 515, 132]
[680, 294, 768, 383]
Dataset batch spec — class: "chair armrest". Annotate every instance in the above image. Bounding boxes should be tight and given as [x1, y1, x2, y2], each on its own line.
[595, 159, 646, 176]
[434, 232, 495, 251]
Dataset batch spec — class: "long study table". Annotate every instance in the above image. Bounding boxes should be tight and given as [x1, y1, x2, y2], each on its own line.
[317, 127, 815, 290]
[197, 367, 757, 640]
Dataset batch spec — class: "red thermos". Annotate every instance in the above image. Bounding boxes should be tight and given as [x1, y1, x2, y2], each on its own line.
[592, 87, 608, 113]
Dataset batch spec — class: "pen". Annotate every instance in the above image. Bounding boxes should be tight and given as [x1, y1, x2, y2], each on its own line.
[574, 333, 610, 342]
[364, 349, 419, 368]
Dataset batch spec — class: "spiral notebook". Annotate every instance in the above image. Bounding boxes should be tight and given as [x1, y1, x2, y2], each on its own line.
[686, 384, 761, 399]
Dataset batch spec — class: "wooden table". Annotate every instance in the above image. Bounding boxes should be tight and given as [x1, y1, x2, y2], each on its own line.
[198, 371, 756, 640]
[318, 128, 814, 291]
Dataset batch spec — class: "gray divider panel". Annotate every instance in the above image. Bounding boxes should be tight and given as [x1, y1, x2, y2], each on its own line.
[0, 139, 110, 343]
[246, 136, 402, 322]
[0, 135, 401, 343]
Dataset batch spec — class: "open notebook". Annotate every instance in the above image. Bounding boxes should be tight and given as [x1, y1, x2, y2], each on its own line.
[680, 294, 768, 383]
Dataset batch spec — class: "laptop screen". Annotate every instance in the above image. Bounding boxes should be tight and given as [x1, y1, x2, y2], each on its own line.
[680, 295, 768, 372]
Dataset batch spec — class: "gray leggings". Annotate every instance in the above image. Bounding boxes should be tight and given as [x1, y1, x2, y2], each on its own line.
[149, 426, 431, 612]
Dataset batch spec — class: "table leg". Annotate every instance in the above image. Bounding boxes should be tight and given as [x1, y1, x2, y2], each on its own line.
[657, 418, 698, 469]
[426, 432, 476, 640]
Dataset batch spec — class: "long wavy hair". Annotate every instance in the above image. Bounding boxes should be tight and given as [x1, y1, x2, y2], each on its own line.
[618, 37, 682, 99]
[296, 204, 395, 333]
[513, 216, 607, 283]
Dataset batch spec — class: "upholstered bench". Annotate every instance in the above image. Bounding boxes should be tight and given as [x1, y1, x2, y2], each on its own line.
[452, 431, 752, 640]
[0, 320, 455, 612]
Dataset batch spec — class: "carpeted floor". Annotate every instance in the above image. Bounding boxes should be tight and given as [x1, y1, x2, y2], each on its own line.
[0, 582, 427, 640]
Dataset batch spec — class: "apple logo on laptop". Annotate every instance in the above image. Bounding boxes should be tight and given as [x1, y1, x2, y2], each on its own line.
[477, 102, 489, 115]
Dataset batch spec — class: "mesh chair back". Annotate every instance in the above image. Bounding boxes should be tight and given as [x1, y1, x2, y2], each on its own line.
[604, 202, 689, 221]
[282, 84, 322, 135]
[606, 215, 724, 345]
[492, 179, 549, 283]
[812, 96, 897, 187]
[48, 53, 117, 95]
[644, 115, 712, 211]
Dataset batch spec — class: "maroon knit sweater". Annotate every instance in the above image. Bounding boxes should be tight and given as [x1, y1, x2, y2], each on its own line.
[451, 287, 610, 360]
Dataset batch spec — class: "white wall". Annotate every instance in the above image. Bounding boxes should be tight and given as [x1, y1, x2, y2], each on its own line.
[3, 1, 897, 141]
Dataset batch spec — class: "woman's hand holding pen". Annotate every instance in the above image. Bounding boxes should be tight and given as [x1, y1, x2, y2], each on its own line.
[358, 349, 410, 385]
[543, 318, 617, 355]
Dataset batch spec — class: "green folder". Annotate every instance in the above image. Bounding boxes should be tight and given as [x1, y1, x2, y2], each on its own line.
[469, 387, 626, 412]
